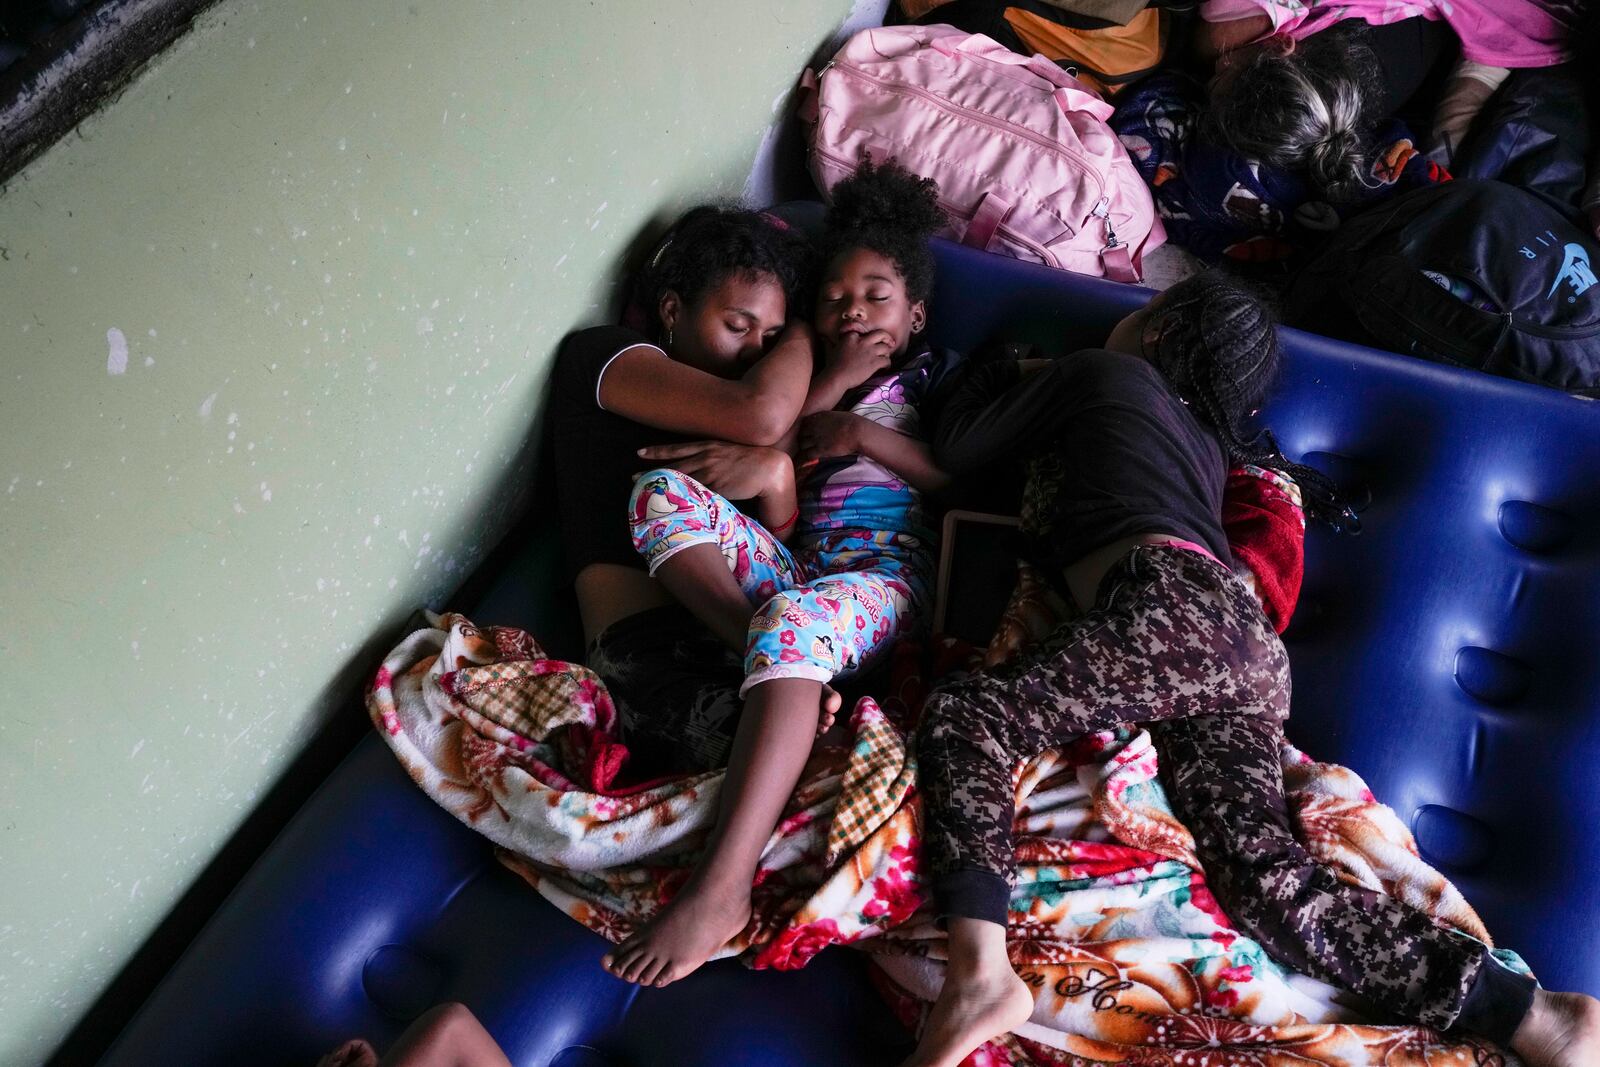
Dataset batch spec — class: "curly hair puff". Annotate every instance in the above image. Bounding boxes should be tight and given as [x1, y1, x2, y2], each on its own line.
[820, 158, 947, 301]
[637, 206, 814, 338]
[1144, 271, 1357, 530]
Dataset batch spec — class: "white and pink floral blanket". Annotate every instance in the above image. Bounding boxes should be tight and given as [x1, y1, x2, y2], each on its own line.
[370, 613, 1523, 1066]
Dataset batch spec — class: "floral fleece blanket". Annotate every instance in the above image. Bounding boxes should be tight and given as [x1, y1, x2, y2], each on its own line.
[370, 614, 1523, 1066]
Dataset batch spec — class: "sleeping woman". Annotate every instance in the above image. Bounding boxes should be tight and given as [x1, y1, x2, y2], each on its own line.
[548, 205, 823, 776]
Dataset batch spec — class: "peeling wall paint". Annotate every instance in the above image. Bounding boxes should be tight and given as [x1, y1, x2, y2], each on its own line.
[0, 0, 860, 1061]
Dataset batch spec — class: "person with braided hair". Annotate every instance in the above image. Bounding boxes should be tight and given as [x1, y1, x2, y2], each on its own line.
[602, 160, 964, 989]
[901, 272, 1600, 1067]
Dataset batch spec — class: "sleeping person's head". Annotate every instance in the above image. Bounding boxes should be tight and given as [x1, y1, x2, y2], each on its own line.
[1205, 24, 1380, 202]
[640, 207, 810, 378]
[1109, 271, 1280, 436]
[1108, 271, 1353, 529]
[814, 159, 945, 361]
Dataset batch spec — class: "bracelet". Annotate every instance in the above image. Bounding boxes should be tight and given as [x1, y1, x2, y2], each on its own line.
[772, 506, 800, 534]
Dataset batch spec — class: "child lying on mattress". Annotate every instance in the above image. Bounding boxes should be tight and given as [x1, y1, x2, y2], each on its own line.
[897, 271, 1600, 1067]
[602, 160, 961, 988]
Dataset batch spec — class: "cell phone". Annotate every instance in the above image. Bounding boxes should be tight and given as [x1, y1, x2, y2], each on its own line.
[932, 510, 1024, 647]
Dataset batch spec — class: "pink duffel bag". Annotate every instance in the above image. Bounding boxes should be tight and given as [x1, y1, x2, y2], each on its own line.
[800, 24, 1164, 282]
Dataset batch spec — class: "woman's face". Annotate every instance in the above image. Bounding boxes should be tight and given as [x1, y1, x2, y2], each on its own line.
[813, 248, 925, 357]
[659, 271, 787, 379]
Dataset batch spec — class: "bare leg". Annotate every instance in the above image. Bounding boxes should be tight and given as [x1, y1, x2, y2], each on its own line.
[602, 677, 825, 987]
[900, 917, 1032, 1067]
[651, 543, 757, 653]
[317, 1002, 511, 1067]
[379, 1002, 511, 1067]
[652, 544, 843, 729]
[1511, 989, 1600, 1067]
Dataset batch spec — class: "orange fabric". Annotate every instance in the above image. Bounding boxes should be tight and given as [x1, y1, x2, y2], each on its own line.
[1003, 6, 1162, 96]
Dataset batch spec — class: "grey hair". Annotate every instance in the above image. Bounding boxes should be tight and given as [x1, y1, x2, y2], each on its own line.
[1206, 23, 1381, 202]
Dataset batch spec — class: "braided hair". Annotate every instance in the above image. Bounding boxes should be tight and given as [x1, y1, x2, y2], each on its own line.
[819, 158, 946, 301]
[1142, 272, 1357, 531]
[634, 206, 813, 341]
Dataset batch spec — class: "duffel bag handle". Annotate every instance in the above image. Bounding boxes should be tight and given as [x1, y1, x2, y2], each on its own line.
[962, 192, 1013, 252]
[797, 68, 820, 127]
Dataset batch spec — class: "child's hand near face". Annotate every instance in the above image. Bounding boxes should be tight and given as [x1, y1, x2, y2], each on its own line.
[826, 329, 897, 390]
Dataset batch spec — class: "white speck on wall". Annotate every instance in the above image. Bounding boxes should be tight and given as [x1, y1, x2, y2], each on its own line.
[106, 328, 129, 375]
[259, 482, 272, 503]
[148, 328, 157, 338]
[416, 317, 433, 336]
[388, 577, 398, 590]
[553, 254, 567, 270]
[144, 357, 155, 367]
[227, 412, 239, 425]
[130, 739, 145, 758]
[337, 138, 346, 152]
[344, 82, 352, 93]
[199, 393, 219, 420]
[372, 514, 381, 526]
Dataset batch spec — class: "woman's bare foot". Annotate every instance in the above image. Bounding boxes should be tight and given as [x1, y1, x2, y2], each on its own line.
[316, 1038, 377, 1067]
[900, 955, 1034, 1067]
[1511, 989, 1600, 1067]
[601, 876, 752, 988]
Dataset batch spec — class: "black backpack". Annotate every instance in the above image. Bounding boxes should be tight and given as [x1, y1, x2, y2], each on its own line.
[1284, 180, 1600, 396]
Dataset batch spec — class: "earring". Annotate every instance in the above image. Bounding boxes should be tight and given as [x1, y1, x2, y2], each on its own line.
[667, 327, 674, 349]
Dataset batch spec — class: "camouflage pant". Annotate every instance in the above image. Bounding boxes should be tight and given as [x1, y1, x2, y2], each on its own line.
[917, 543, 1525, 1036]
[588, 604, 744, 777]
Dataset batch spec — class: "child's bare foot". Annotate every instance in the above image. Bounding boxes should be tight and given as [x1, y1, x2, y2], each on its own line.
[316, 1038, 377, 1067]
[601, 876, 752, 988]
[900, 958, 1034, 1067]
[1511, 989, 1600, 1067]
[817, 684, 844, 735]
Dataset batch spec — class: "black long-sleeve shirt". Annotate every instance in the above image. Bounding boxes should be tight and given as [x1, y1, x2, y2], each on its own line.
[929, 348, 1233, 568]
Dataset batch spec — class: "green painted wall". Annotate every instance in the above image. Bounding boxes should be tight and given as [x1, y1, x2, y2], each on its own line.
[0, 1, 865, 1061]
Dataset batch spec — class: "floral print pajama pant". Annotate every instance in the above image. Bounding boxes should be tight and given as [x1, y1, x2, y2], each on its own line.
[629, 468, 931, 697]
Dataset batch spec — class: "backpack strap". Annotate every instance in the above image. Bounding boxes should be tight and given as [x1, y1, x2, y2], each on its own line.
[1102, 243, 1138, 283]
[1090, 197, 1140, 282]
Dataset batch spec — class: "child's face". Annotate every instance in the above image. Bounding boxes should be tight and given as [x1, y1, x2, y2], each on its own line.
[814, 248, 925, 359]
[659, 272, 787, 379]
